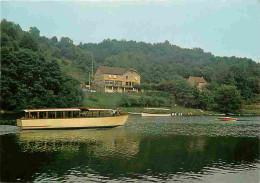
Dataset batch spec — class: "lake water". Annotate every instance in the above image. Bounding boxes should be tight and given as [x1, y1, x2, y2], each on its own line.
[0, 116, 259, 182]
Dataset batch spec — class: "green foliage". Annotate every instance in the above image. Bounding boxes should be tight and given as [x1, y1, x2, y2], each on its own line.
[198, 89, 214, 110]
[158, 79, 198, 108]
[29, 27, 40, 37]
[119, 94, 166, 107]
[88, 95, 99, 102]
[19, 32, 38, 51]
[0, 19, 84, 111]
[79, 39, 260, 102]
[214, 85, 242, 113]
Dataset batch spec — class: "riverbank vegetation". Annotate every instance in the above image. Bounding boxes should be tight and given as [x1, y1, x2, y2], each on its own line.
[84, 93, 214, 115]
[1, 19, 259, 114]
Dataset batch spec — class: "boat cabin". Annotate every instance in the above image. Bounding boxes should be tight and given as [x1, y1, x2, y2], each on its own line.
[21, 108, 123, 119]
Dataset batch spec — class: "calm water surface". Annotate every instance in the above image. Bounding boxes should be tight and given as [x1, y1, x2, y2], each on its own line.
[0, 116, 259, 182]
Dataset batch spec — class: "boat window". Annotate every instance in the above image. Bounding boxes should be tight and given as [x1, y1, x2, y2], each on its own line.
[39, 112, 47, 119]
[80, 111, 88, 117]
[30, 112, 37, 119]
[64, 111, 72, 118]
[56, 111, 62, 118]
[48, 112, 55, 118]
[73, 111, 80, 118]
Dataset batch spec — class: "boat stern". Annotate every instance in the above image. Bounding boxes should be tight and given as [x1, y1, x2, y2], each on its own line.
[17, 119, 22, 127]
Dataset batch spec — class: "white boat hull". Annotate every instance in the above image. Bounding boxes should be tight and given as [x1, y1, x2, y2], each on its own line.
[141, 113, 171, 117]
[17, 115, 129, 130]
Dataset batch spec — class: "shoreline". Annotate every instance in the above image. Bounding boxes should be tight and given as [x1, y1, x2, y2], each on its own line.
[1, 108, 259, 116]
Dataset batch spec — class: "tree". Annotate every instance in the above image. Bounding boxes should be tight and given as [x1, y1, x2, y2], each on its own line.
[0, 45, 84, 111]
[215, 85, 242, 113]
[29, 27, 40, 37]
[19, 32, 38, 51]
[59, 37, 73, 48]
[198, 89, 214, 110]
[51, 36, 58, 44]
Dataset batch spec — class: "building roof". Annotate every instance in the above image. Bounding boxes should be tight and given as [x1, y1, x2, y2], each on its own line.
[98, 66, 140, 75]
[99, 66, 128, 75]
[188, 76, 207, 83]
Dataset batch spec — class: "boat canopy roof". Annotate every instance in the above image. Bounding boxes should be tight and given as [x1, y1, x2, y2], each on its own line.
[23, 107, 113, 112]
[23, 108, 81, 112]
[144, 108, 170, 111]
[77, 107, 113, 111]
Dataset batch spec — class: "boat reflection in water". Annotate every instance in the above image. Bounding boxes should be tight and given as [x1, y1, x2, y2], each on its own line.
[18, 128, 140, 159]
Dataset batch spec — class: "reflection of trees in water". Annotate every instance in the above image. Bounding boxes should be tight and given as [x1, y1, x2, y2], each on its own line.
[135, 136, 259, 175]
[2, 131, 259, 182]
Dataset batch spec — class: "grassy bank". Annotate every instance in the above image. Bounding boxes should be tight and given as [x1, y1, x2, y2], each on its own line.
[241, 104, 260, 115]
[83, 92, 216, 116]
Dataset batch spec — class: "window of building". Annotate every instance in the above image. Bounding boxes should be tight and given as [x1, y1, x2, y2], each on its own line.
[114, 81, 122, 86]
[126, 76, 128, 79]
[125, 82, 132, 86]
[108, 75, 112, 78]
[135, 77, 137, 80]
[105, 80, 113, 85]
[113, 75, 117, 79]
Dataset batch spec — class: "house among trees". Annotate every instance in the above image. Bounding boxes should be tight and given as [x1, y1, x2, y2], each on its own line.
[188, 76, 207, 90]
[93, 66, 141, 93]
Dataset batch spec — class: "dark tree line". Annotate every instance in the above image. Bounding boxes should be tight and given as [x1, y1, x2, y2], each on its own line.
[1, 19, 84, 111]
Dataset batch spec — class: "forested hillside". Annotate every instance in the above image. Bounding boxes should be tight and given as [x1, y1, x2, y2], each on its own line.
[1, 20, 85, 111]
[1, 19, 260, 112]
[80, 39, 260, 103]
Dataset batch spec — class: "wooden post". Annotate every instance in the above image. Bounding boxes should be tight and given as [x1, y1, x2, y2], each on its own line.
[63, 112, 65, 118]
[46, 112, 48, 118]
[37, 112, 39, 119]
[29, 112, 31, 119]
[79, 111, 81, 118]
[55, 112, 57, 118]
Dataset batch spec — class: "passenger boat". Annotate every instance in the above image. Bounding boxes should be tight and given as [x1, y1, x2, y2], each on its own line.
[217, 117, 237, 121]
[141, 108, 172, 117]
[17, 107, 129, 130]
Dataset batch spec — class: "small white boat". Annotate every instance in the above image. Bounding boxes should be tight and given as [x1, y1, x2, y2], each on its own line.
[17, 107, 129, 130]
[141, 108, 171, 117]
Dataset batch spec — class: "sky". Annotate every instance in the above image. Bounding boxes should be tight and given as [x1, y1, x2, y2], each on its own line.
[1, 0, 260, 62]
